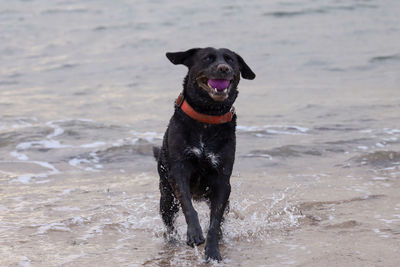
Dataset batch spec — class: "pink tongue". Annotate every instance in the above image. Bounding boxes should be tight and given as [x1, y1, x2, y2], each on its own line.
[209, 79, 230, 91]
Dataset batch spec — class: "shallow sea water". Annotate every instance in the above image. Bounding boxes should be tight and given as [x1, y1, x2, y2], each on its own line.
[1, 0, 400, 266]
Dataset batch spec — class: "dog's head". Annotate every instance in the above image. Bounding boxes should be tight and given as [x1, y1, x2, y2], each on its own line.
[166, 47, 255, 103]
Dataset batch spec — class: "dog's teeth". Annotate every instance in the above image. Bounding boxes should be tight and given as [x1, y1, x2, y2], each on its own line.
[223, 89, 227, 93]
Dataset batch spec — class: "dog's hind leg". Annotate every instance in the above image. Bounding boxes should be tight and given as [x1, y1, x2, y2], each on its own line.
[158, 158, 180, 241]
[160, 177, 180, 241]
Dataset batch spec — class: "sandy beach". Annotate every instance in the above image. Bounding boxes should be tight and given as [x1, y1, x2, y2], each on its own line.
[1, 0, 400, 266]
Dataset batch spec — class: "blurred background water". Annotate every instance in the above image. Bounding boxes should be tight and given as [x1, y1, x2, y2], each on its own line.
[1, 0, 399, 266]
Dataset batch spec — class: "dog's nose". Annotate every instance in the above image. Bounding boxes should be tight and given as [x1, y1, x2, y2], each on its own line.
[217, 64, 231, 74]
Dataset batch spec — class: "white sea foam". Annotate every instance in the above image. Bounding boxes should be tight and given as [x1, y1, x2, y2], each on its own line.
[380, 218, 397, 224]
[61, 189, 74, 195]
[10, 151, 29, 160]
[375, 142, 385, 148]
[69, 216, 91, 225]
[68, 152, 103, 172]
[80, 142, 106, 148]
[17, 139, 71, 150]
[19, 256, 32, 267]
[52, 206, 81, 211]
[89, 151, 100, 163]
[79, 225, 104, 241]
[13, 119, 104, 152]
[46, 121, 65, 139]
[36, 179, 51, 184]
[130, 185, 302, 244]
[84, 167, 99, 172]
[7, 117, 37, 130]
[7, 160, 60, 184]
[373, 177, 388, 181]
[33, 160, 59, 172]
[244, 153, 273, 160]
[37, 222, 71, 234]
[130, 130, 163, 142]
[13, 175, 32, 184]
[384, 128, 400, 135]
[237, 125, 309, 136]
[69, 158, 90, 167]
[359, 129, 373, 133]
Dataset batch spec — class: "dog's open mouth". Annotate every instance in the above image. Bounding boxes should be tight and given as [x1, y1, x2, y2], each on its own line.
[196, 76, 232, 102]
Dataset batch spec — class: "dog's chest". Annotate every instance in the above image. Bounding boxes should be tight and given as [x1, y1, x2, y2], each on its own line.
[184, 135, 220, 168]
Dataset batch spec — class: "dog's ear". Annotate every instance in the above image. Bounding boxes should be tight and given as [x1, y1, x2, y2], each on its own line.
[235, 53, 256, 80]
[166, 48, 200, 68]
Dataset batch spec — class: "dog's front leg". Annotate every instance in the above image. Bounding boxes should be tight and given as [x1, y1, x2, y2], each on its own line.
[205, 179, 231, 262]
[169, 163, 205, 247]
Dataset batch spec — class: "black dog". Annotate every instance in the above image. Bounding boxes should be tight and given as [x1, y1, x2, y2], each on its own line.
[153, 47, 255, 261]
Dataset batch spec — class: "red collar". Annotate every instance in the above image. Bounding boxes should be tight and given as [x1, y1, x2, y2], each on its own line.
[175, 93, 235, 124]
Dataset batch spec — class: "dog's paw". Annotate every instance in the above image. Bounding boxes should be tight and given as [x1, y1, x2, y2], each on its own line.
[186, 225, 205, 247]
[163, 230, 179, 244]
[205, 245, 222, 262]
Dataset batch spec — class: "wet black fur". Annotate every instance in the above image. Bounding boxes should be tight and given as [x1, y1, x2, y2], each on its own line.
[153, 47, 255, 261]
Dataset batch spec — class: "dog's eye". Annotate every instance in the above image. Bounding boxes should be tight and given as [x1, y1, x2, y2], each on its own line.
[224, 55, 234, 63]
[203, 55, 215, 62]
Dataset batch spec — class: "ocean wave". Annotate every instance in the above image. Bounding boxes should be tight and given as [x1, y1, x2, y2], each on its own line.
[0, 118, 163, 181]
[237, 125, 309, 136]
[369, 53, 400, 64]
[245, 145, 323, 159]
[0, 160, 60, 184]
[350, 151, 400, 167]
[263, 4, 377, 18]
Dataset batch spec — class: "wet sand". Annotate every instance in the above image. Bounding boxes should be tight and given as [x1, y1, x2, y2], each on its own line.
[1, 0, 400, 266]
